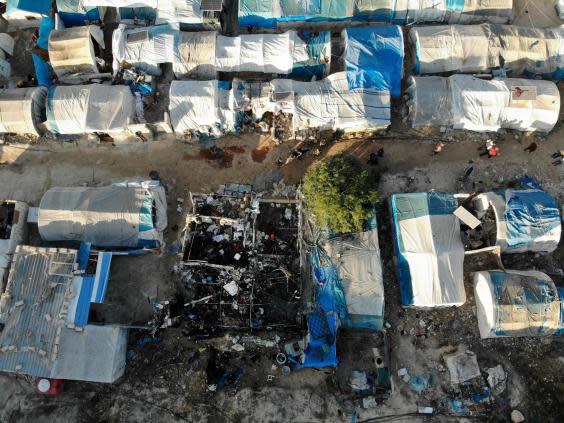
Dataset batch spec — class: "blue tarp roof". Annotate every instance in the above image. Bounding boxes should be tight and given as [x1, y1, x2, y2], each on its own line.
[300, 246, 347, 368]
[502, 189, 561, 250]
[6, 0, 52, 15]
[344, 26, 404, 97]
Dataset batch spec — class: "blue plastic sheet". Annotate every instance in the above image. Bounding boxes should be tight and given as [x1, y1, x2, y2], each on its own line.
[6, 0, 51, 15]
[32, 54, 53, 88]
[390, 192, 460, 306]
[344, 26, 404, 97]
[502, 190, 561, 250]
[300, 246, 347, 368]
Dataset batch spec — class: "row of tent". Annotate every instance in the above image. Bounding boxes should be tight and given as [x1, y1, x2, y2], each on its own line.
[0, 181, 169, 383]
[1, 22, 562, 139]
[2, 0, 520, 29]
[301, 185, 563, 368]
[3, 0, 210, 29]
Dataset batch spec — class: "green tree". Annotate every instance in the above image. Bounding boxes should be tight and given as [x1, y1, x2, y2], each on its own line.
[303, 154, 378, 233]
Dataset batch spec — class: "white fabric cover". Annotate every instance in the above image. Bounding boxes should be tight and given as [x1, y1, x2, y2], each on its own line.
[476, 191, 562, 253]
[323, 228, 384, 325]
[449, 76, 560, 133]
[173, 31, 217, 79]
[473, 270, 561, 339]
[409, 75, 560, 133]
[49, 26, 104, 79]
[156, 0, 203, 25]
[169, 80, 235, 139]
[271, 72, 391, 132]
[397, 213, 466, 307]
[38, 184, 165, 247]
[215, 31, 308, 74]
[83, 0, 157, 6]
[411, 24, 564, 76]
[47, 85, 134, 135]
[559, 1, 564, 19]
[112, 24, 178, 76]
[0, 87, 47, 135]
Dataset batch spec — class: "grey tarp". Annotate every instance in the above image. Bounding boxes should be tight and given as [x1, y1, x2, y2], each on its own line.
[0, 87, 47, 135]
[51, 325, 128, 383]
[38, 185, 148, 247]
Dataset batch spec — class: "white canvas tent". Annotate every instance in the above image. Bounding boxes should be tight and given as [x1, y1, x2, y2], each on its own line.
[410, 24, 564, 78]
[156, 0, 205, 25]
[215, 31, 310, 74]
[474, 270, 562, 339]
[408, 75, 561, 133]
[38, 181, 167, 248]
[173, 31, 217, 79]
[323, 227, 385, 330]
[270, 72, 391, 132]
[49, 26, 105, 82]
[390, 192, 466, 308]
[474, 190, 561, 254]
[0, 87, 48, 136]
[46, 85, 135, 135]
[112, 23, 178, 76]
[169, 80, 235, 140]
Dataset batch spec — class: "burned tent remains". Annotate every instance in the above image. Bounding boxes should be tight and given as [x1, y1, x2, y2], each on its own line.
[177, 184, 302, 333]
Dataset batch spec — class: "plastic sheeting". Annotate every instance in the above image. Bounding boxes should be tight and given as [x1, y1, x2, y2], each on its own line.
[270, 72, 391, 132]
[410, 24, 564, 80]
[300, 246, 347, 368]
[474, 270, 562, 339]
[155, 0, 204, 25]
[38, 183, 167, 248]
[49, 26, 104, 79]
[408, 75, 561, 133]
[46, 85, 134, 135]
[559, 1, 564, 19]
[238, 0, 513, 27]
[174, 30, 328, 79]
[169, 80, 235, 140]
[173, 31, 217, 79]
[83, 0, 157, 6]
[51, 325, 127, 383]
[170, 73, 390, 140]
[478, 189, 561, 254]
[344, 26, 403, 97]
[323, 224, 384, 330]
[0, 87, 47, 135]
[216, 31, 310, 74]
[112, 24, 179, 76]
[5, 0, 51, 15]
[390, 192, 466, 308]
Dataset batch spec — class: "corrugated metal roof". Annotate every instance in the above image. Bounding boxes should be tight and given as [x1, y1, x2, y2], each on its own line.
[0, 246, 77, 378]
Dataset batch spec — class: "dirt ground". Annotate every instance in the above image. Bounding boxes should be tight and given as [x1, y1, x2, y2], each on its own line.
[1, 91, 563, 422]
[1, 2, 564, 423]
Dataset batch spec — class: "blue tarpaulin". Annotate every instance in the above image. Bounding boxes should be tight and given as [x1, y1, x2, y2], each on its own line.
[6, 0, 52, 15]
[501, 189, 561, 251]
[32, 54, 53, 88]
[300, 246, 347, 368]
[344, 26, 404, 97]
[56, 0, 101, 26]
[390, 192, 466, 307]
